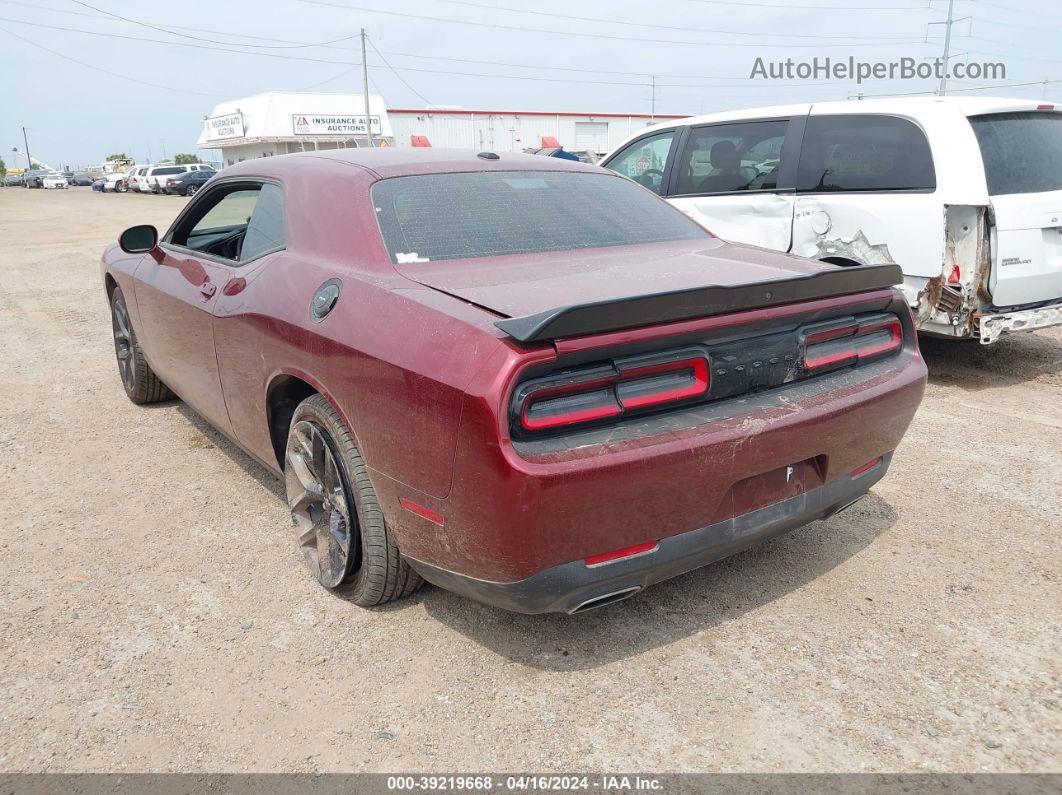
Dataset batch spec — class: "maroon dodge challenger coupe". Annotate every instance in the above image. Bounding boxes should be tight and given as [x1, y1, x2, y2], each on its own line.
[102, 149, 926, 614]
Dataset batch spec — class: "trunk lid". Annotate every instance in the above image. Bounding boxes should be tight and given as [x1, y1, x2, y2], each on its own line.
[397, 238, 842, 321]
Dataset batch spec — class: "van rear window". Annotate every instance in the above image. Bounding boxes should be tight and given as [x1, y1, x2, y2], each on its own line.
[969, 112, 1062, 195]
[371, 170, 710, 263]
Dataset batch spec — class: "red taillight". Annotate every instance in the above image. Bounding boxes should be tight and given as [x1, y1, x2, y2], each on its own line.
[855, 318, 903, 359]
[517, 352, 709, 434]
[803, 315, 903, 372]
[585, 540, 658, 566]
[519, 375, 622, 431]
[1037, 104, 1055, 111]
[617, 357, 710, 410]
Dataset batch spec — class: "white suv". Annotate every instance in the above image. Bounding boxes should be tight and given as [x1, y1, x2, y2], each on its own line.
[600, 97, 1062, 344]
[142, 163, 215, 194]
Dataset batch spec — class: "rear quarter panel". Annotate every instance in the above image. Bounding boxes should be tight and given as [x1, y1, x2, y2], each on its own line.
[211, 159, 505, 499]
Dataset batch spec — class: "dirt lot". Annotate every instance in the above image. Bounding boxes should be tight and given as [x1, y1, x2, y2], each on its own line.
[0, 187, 1059, 774]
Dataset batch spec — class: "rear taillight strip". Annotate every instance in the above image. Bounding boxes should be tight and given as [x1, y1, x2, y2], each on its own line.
[616, 357, 710, 410]
[803, 315, 902, 372]
[517, 353, 710, 433]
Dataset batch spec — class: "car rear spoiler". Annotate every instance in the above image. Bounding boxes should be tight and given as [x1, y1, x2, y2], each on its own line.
[494, 263, 903, 343]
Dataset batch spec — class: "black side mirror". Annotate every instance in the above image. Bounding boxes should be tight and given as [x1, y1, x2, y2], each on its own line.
[119, 224, 158, 254]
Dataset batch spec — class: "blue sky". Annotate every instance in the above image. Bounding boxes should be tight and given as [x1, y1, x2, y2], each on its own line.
[2, 0, 1060, 169]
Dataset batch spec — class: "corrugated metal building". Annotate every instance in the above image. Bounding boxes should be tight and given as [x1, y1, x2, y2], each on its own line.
[387, 108, 685, 155]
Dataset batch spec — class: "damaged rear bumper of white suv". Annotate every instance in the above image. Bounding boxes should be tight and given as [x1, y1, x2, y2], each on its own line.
[979, 303, 1062, 344]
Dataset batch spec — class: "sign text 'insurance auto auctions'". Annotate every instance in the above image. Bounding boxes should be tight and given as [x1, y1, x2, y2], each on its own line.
[292, 114, 382, 135]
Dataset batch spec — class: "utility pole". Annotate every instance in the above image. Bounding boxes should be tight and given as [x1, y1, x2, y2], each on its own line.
[361, 29, 374, 148]
[938, 0, 955, 95]
[22, 127, 32, 169]
[650, 76, 656, 122]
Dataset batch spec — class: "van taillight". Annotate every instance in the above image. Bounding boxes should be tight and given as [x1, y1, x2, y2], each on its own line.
[802, 315, 902, 372]
[516, 352, 710, 434]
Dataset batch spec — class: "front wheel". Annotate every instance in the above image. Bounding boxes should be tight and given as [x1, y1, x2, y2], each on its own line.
[284, 395, 422, 605]
[115, 181, 127, 193]
[109, 287, 172, 404]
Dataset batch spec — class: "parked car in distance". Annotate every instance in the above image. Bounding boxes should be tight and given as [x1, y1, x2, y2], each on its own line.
[164, 169, 214, 196]
[128, 166, 150, 193]
[22, 169, 47, 188]
[600, 96, 1062, 344]
[143, 163, 216, 194]
[68, 173, 95, 186]
[41, 171, 68, 189]
[103, 170, 129, 192]
[101, 149, 926, 614]
[3, 174, 24, 186]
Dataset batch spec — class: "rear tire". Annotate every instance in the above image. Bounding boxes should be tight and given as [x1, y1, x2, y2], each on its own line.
[187, 184, 199, 197]
[284, 395, 423, 606]
[109, 287, 172, 404]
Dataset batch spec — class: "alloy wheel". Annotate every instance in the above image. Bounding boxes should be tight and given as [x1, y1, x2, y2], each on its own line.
[111, 294, 136, 391]
[285, 420, 356, 588]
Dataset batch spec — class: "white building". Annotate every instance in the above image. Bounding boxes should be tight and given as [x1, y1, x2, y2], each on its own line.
[197, 92, 685, 164]
[388, 108, 684, 155]
[196, 92, 393, 166]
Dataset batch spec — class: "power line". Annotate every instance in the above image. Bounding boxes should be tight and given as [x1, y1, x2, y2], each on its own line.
[67, 0, 365, 49]
[0, 12, 868, 90]
[963, 34, 1062, 60]
[850, 76, 1062, 97]
[965, 14, 1062, 35]
[0, 15, 362, 65]
[0, 2, 851, 82]
[962, 0, 1062, 25]
[686, 0, 937, 8]
[0, 14, 650, 86]
[0, 25, 227, 96]
[425, 0, 925, 40]
[299, 0, 933, 48]
[367, 36, 434, 105]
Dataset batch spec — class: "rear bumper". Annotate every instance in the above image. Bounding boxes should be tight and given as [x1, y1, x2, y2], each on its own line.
[980, 302, 1062, 344]
[407, 455, 889, 614]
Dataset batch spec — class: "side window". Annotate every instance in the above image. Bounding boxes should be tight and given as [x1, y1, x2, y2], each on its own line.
[673, 120, 788, 196]
[171, 186, 263, 263]
[796, 114, 935, 192]
[240, 183, 286, 261]
[602, 131, 675, 195]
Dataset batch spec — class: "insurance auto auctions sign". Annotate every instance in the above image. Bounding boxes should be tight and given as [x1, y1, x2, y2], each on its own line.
[292, 114, 381, 136]
[203, 112, 245, 142]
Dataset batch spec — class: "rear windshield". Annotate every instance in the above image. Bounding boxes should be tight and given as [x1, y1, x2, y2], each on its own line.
[371, 170, 709, 263]
[969, 112, 1062, 195]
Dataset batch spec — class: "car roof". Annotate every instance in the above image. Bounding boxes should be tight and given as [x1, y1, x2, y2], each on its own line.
[220, 147, 601, 179]
[628, 95, 1056, 135]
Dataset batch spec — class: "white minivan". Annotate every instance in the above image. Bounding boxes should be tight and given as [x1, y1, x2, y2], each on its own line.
[600, 97, 1062, 343]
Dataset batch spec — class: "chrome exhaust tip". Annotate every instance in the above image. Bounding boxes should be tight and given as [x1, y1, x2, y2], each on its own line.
[568, 586, 642, 614]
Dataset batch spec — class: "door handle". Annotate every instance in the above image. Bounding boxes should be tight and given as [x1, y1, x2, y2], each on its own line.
[199, 281, 217, 300]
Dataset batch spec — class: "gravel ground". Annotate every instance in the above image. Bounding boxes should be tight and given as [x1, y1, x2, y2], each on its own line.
[0, 187, 1059, 773]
